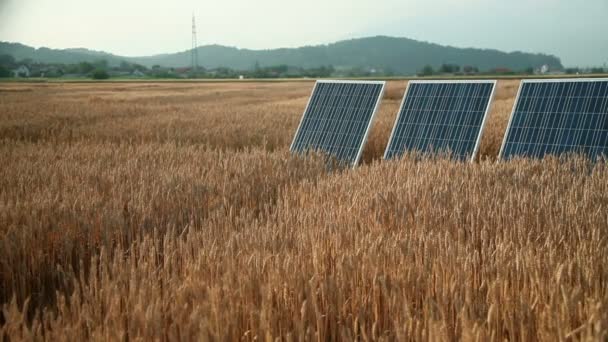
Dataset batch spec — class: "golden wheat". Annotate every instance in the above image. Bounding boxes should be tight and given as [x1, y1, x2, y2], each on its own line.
[0, 81, 606, 341]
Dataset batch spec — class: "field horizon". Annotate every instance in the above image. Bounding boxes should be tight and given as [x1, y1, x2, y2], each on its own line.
[2, 73, 608, 83]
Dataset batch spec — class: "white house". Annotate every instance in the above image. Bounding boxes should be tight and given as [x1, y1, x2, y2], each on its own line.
[13, 65, 30, 78]
[132, 70, 146, 77]
[540, 64, 550, 74]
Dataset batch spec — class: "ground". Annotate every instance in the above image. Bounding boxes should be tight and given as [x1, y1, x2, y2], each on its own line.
[0, 81, 606, 340]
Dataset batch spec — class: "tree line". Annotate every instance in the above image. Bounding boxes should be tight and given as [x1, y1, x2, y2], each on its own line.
[1, 54, 606, 79]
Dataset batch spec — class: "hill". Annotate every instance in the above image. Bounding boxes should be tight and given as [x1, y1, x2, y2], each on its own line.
[133, 36, 563, 73]
[0, 42, 124, 66]
[0, 36, 563, 74]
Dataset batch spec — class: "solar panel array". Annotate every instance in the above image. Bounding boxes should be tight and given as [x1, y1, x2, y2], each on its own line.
[500, 79, 608, 160]
[291, 78, 608, 167]
[290, 80, 385, 167]
[384, 80, 496, 162]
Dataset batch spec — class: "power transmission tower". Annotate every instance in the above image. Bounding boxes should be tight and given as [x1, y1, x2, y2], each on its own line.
[191, 14, 199, 73]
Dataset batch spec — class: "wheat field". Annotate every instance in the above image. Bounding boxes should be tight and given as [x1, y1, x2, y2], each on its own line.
[0, 80, 606, 341]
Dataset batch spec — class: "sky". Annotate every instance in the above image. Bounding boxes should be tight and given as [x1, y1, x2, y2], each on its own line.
[0, 0, 606, 67]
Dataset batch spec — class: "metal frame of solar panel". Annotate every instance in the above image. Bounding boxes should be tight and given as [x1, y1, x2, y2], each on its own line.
[290, 80, 385, 168]
[499, 78, 608, 160]
[384, 80, 496, 162]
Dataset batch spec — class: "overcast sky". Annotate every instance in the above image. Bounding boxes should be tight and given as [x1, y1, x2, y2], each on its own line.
[0, 0, 606, 67]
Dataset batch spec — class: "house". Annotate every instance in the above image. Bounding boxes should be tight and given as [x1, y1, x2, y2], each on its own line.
[12, 65, 30, 78]
[132, 70, 146, 77]
[540, 64, 550, 74]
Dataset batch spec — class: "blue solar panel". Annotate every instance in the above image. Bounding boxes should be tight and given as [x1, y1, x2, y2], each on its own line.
[290, 80, 385, 167]
[500, 79, 608, 160]
[384, 80, 496, 162]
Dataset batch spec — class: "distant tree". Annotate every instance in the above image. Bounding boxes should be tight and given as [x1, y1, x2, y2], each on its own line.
[275, 65, 289, 73]
[439, 64, 460, 74]
[251, 61, 264, 78]
[319, 65, 335, 77]
[119, 60, 132, 71]
[94, 59, 109, 70]
[79, 62, 95, 74]
[0, 65, 11, 78]
[91, 69, 109, 80]
[418, 65, 434, 76]
[133, 63, 147, 72]
[524, 67, 535, 75]
[299, 65, 334, 78]
[62, 63, 78, 74]
[20, 58, 33, 66]
[463, 65, 478, 74]
[45, 68, 64, 78]
[0, 54, 16, 68]
[151, 69, 178, 78]
[565, 67, 580, 75]
[213, 67, 237, 78]
[590, 67, 605, 74]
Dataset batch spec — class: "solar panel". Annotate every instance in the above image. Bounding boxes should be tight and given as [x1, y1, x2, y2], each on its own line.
[499, 79, 608, 160]
[384, 80, 496, 162]
[290, 80, 385, 167]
